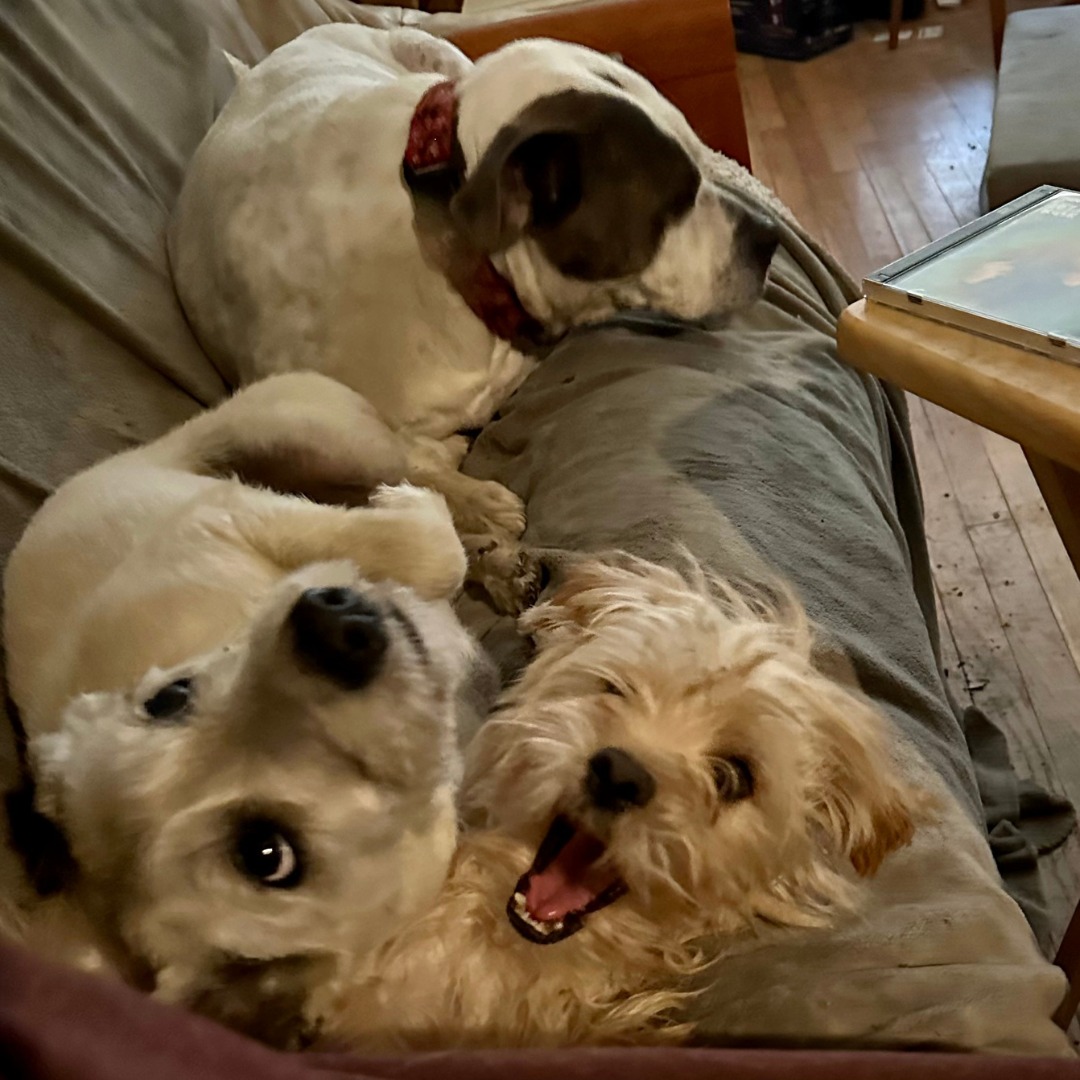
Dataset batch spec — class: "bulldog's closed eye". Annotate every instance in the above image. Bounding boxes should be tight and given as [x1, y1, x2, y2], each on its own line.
[142, 677, 194, 722]
[712, 756, 755, 801]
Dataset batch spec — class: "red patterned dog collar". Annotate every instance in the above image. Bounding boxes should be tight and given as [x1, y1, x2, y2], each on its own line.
[404, 80, 459, 175]
[403, 80, 545, 348]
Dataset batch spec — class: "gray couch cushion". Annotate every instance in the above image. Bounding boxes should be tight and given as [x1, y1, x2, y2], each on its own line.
[457, 230, 1072, 1054]
[982, 5, 1080, 210]
[0, 0, 239, 906]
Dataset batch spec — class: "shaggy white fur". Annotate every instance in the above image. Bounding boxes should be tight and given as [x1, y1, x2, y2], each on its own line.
[3, 373, 492, 1048]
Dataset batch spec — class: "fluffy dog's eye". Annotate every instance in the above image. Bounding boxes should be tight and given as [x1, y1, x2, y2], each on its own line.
[712, 757, 755, 801]
[142, 678, 194, 722]
[232, 819, 303, 889]
[600, 680, 625, 697]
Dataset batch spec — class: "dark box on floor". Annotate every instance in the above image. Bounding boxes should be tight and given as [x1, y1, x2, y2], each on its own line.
[732, 0, 853, 60]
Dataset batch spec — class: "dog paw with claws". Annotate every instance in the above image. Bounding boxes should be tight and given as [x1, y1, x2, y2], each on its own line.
[466, 538, 542, 616]
[456, 481, 527, 542]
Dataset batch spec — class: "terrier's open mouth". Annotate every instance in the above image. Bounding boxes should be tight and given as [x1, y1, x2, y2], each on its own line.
[506, 814, 627, 944]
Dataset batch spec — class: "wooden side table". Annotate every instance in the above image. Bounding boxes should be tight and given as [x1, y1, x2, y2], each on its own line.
[837, 297, 1080, 1027]
[838, 300, 1080, 577]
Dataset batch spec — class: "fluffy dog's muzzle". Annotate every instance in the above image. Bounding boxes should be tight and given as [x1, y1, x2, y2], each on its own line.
[506, 747, 657, 944]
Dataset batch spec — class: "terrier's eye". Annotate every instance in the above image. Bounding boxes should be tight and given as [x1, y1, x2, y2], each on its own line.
[142, 678, 194, 722]
[232, 818, 304, 889]
[712, 756, 754, 801]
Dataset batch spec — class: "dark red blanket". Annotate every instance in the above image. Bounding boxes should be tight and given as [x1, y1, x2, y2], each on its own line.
[1, 942, 1077, 1080]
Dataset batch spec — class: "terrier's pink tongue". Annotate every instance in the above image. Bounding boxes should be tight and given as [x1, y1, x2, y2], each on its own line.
[524, 830, 613, 922]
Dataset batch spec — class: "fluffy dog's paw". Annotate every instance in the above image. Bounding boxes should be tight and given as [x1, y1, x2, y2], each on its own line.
[442, 434, 471, 467]
[466, 539, 542, 616]
[369, 483, 452, 523]
[459, 481, 526, 541]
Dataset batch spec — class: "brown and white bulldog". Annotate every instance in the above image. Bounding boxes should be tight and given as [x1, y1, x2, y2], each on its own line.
[168, 27, 778, 607]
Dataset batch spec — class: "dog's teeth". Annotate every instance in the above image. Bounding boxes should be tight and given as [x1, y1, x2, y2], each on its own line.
[510, 890, 567, 935]
[518, 906, 559, 933]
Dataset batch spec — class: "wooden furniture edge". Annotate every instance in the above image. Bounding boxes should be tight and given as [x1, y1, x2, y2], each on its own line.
[990, 0, 1005, 67]
[447, 0, 752, 168]
[836, 300, 1080, 474]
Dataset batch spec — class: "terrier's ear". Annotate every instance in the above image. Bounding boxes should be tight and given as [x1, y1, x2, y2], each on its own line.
[806, 679, 926, 877]
[27, 730, 74, 827]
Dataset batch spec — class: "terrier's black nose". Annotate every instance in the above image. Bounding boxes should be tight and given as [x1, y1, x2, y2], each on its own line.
[290, 587, 388, 689]
[736, 209, 780, 272]
[586, 747, 656, 813]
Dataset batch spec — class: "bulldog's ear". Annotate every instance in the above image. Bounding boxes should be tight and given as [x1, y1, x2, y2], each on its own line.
[450, 89, 701, 280]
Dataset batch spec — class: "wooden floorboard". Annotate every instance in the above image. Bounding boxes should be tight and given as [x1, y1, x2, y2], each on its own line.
[739, 0, 1080, 952]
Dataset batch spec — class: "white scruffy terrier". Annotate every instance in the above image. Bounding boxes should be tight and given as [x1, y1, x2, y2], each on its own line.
[3, 373, 494, 1048]
[169, 28, 778, 587]
[324, 556, 927, 1050]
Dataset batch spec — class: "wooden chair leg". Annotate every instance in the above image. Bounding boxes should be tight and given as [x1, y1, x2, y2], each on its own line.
[1053, 903, 1080, 1028]
[889, 0, 903, 48]
[990, 0, 1007, 68]
[1025, 449, 1080, 1026]
[1025, 451, 1080, 579]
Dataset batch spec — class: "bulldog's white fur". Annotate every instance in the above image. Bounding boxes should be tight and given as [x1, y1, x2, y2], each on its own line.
[3, 373, 493, 1048]
[168, 27, 776, 555]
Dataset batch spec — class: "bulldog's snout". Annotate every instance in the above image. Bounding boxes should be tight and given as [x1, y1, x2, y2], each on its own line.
[586, 747, 656, 813]
[291, 587, 388, 688]
[736, 210, 780, 273]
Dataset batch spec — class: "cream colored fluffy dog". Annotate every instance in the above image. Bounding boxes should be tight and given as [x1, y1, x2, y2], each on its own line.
[3, 372, 494, 1048]
[325, 556, 927, 1050]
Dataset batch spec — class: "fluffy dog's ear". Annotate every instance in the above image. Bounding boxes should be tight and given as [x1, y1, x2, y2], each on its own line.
[450, 89, 700, 280]
[27, 731, 73, 826]
[808, 683, 921, 877]
[162, 952, 335, 1050]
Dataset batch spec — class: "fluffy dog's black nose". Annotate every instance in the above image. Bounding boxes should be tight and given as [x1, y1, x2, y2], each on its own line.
[737, 210, 779, 272]
[290, 587, 388, 689]
[586, 747, 656, 813]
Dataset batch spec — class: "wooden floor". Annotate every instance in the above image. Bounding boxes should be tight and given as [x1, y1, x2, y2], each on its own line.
[738, 0, 1080, 953]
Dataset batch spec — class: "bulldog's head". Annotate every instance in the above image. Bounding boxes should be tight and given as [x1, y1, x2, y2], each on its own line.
[450, 39, 778, 333]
